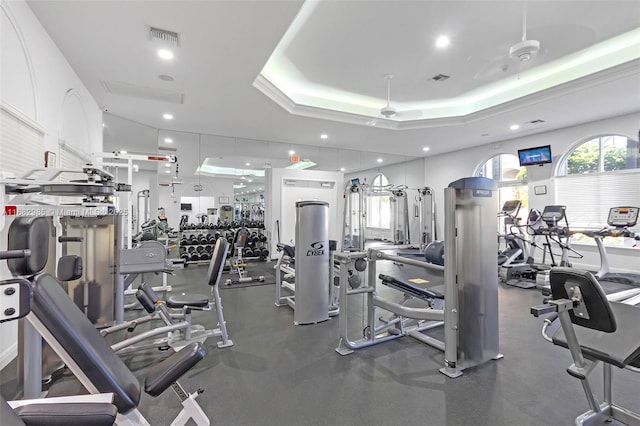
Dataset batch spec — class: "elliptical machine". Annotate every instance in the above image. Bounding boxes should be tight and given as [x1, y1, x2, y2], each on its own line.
[497, 200, 526, 267]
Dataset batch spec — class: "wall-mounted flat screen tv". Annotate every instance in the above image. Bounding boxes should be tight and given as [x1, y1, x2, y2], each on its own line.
[180, 203, 192, 211]
[518, 145, 552, 166]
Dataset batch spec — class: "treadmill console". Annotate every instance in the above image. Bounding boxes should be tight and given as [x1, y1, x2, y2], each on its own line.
[541, 205, 566, 227]
[500, 200, 521, 215]
[607, 207, 639, 228]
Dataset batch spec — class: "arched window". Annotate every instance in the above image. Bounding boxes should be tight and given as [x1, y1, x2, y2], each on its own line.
[557, 135, 639, 175]
[555, 134, 640, 238]
[367, 173, 391, 229]
[475, 153, 528, 223]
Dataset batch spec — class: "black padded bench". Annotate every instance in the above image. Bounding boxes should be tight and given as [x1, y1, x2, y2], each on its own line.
[379, 274, 444, 301]
[4, 216, 210, 425]
[531, 268, 640, 425]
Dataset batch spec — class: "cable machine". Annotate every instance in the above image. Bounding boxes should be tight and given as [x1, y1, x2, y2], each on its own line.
[342, 179, 434, 251]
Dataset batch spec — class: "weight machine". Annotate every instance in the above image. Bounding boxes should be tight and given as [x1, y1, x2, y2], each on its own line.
[335, 177, 502, 378]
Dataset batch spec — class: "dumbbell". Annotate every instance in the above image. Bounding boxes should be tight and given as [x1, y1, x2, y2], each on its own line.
[243, 247, 254, 257]
[259, 234, 267, 242]
[181, 252, 190, 262]
[187, 246, 196, 253]
[196, 245, 206, 254]
[260, 248, 269, 258]
[180, 236, 188, 246]
[189, 253, 200, 262]
[179, 246, 186, 254]
[206, 235, 215, 244]
[205, 245, 214, 253]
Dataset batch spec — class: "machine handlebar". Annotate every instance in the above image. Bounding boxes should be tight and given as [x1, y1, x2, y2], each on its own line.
[0, 249, 31, 260]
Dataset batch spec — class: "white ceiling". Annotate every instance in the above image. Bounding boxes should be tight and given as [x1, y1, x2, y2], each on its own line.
[27, 0, 640, 178]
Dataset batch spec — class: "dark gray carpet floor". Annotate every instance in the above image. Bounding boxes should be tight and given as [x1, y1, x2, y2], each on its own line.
[2, 259, 638, 426]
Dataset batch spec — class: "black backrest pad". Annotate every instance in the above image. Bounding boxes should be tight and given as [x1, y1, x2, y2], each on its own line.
[7, 217, 49, 276]
[139, 282, 160, 303]
[136, 287, 157, 313]
[57, 255, 82, 281]
[550, 268, 616, 333]
[32, 273, 141, 412]
[207, 238, 229, 286]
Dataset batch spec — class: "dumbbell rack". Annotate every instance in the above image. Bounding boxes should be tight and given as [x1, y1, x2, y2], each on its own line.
[240, 226, 270, 261]
[179, 228, 218, 266]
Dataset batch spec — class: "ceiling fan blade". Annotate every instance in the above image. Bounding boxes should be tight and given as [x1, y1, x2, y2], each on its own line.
[396, 109, 423, 120]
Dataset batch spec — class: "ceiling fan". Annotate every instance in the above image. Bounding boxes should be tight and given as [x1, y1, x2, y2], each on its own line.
[473, 6, 541, 81]
[509, 7, 540, 62]
[379, 74, 422, 120]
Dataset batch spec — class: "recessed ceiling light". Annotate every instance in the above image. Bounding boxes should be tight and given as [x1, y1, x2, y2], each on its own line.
[248, 179, 253, 183]
[436, 35, 450, 49]
[340, 167, 346, 172]
[510, 124, 520, 130]
[158, 49, 174, 60]
[165, 170, 171, 174]
[120, 150, 127, 154]
[320, 134, 328, 140]
[164, 138, 173, 143]
[377, 158, 383, 163]
[422, 147, 430, 152]
[163, 113, 173, 120]
[288, 150, 295, 155]
[165, 163, 171, 168]
[245, 162, 251, 166]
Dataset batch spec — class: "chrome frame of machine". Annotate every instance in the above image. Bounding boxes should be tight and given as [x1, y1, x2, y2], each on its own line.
[416, 187, 435, 250]
[390, 188, 410, 245]
[342, 179, 434, 251]
[335, 177, 502, 378]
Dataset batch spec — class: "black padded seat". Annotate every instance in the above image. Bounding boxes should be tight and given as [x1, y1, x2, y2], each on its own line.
[379, 274, 444, 300]
[552, 301, 640, 369]
[166, 293, 209, 309]
[145, 342, 206, 397]
[1, 395, 26, 426]
[14, 403, 117, 426]
[30, 274, 142, 413]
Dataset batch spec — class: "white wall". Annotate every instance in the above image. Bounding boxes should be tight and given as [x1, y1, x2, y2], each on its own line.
[0, 0, 103, 368]
[265, 168, 344, 256]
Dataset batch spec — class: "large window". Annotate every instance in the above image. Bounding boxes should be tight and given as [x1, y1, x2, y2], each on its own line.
[475, 153, 528, 225]
[557, 135, 639, 175]
[555, 134, 640, 243]
[366, 174, 391, 229]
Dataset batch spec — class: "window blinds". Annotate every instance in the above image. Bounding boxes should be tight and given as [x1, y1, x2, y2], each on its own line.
[0, 106, 44, 177]
[553, 171, 640, 228]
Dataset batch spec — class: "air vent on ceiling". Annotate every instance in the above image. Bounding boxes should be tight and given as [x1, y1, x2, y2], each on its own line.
[431, 74, 450, 82]
[159, 146, 177, 152]
[101, 80, 185, 104]
[529, 119, 545, 124]
[149, 27, 180, 46]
